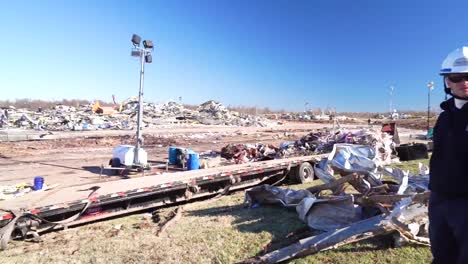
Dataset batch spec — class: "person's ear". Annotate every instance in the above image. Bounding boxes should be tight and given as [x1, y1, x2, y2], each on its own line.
[445, 77, 451, 88]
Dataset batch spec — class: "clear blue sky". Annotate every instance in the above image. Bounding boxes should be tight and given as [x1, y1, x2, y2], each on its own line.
[0, 0, 466, 112]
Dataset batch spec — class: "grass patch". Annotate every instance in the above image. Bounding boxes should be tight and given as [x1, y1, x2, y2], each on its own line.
[391, 157, 429, 175]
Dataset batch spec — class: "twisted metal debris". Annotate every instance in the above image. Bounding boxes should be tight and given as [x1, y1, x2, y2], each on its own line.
[243, 144, 430, 263]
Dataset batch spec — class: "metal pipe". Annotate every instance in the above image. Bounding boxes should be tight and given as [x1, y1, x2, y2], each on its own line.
[426, 81, 434, 133]
[134, 50, 145, 165]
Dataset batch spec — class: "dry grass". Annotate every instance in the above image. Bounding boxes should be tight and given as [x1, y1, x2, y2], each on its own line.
[0, 160, 432, 264]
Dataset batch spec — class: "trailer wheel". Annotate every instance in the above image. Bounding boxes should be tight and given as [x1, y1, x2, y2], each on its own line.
[110, 158, 122, 175]
[110, 158, 120, 167]
[293, 162, 314, 183]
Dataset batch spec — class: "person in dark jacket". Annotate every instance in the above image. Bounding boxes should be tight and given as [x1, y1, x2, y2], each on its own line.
[429, 47, 468, 264]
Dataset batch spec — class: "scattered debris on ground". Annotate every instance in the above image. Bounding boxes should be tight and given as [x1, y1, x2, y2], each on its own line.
[242, 144, 430, 263]
[0, 183, 33, 201]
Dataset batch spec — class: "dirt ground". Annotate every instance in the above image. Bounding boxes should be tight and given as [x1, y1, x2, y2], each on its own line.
[0, 121, 426, 189]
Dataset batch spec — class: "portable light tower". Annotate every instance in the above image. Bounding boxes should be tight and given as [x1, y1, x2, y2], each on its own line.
[131, 34, 154, 166]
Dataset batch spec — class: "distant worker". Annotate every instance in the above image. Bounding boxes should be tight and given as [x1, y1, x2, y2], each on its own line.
[429, 47, 468, 264]
[367, 118, 371, 126]
[0, 109, 6, 128]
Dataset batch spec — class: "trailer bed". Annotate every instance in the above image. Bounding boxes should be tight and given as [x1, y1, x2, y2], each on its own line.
[0, 154, 325, 222]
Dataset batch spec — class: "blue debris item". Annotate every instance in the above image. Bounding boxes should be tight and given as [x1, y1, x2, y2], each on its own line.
[34, 176, 44, 191]
[188, 153, 200, 171]
[168, 146, 178, 165]
[280, 141, 295, 149]
[251, 203, 261, 209]
[426, 128, 434, 140]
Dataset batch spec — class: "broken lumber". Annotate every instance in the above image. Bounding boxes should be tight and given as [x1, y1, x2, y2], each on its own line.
[156, 206, 184, 237]
[254, 214, 388, 263]
[355, 192, 430, 206]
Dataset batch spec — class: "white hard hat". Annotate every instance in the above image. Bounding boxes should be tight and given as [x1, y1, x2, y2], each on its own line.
[440, 46, 468, 75]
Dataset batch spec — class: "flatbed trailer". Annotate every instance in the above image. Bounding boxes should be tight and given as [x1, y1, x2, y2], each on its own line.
[0, 154, 325, 249]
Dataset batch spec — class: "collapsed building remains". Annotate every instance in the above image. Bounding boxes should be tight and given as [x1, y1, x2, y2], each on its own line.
[0, 99, 274, 131]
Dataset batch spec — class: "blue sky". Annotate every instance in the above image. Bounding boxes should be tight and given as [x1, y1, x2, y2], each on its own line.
[0, 0, 466, 112]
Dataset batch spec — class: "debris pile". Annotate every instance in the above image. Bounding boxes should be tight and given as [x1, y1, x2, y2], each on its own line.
[0, 104, 132, 131]
[0, 182, 59, 201]
[219, 128, 396, 165]
[119, 98, 192, 119]
[0, 183, 33, 201]
[293, 129, 395, 163]
[243, 144, 430, 263]
[0, 99, 275, 131]
[270, 112, 357, 123]
[220, 143, 279, 163]
[197, 100, 270, 127]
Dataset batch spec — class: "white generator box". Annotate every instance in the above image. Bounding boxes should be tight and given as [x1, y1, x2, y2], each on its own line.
[112, 145, 148, 166]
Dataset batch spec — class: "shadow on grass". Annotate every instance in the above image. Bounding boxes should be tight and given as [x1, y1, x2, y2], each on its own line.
[187, 203, 331, 256]
[186, 204, 419, 258]
[187, 203, 311, 248]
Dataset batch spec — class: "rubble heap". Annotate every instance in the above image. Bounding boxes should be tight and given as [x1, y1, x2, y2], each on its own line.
[1, 104, 132, 132]
[0, 99, 274, 131]
[220, 128, 396, 165]
[197, 100, 269, 127]
[220, 143, 279, 163]
[293, 128, 395, 164]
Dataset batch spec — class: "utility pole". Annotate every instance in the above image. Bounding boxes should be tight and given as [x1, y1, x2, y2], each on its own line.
[389, 85, 394, 117]
[427, 81, 434, 132]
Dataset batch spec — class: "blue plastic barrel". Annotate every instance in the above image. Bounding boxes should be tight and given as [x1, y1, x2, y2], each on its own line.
[168, 146, 178, 165]
[34, 176, 44, 191]
[188, 153, 199, 171]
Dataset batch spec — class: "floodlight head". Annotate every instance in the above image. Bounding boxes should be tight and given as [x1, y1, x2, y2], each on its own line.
[145, 54, 152, 63]
[143, 40, 154, 49]
[131, 50, 142, 57]
[132, 34, 141, 46]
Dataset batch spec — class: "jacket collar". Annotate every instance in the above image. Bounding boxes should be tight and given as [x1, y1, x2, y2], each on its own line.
[441, 97, 468, 113]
